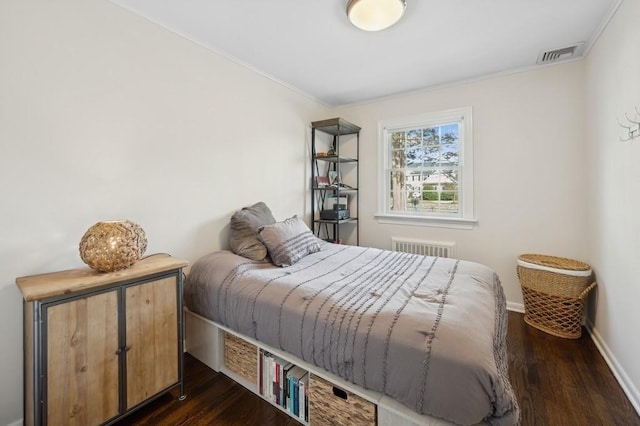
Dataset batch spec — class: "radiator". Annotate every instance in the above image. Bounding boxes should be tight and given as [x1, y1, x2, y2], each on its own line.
[391, 237, 456, 258]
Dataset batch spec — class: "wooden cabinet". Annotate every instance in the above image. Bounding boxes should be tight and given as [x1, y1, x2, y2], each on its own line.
[17, 255, 188, 426]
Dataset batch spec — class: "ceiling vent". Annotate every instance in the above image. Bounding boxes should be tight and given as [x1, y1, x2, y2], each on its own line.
[537, 42, 584, 65]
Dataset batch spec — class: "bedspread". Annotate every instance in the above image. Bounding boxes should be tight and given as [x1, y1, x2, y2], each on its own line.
[185, 243, 519, 425]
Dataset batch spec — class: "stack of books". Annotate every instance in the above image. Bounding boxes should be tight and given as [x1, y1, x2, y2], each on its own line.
[259, 350, 309, 422]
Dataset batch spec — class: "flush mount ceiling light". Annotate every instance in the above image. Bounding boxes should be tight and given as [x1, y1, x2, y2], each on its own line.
[347, 0, 407, 31]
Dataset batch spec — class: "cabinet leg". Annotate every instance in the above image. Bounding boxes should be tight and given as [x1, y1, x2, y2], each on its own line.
[178, 381, 186, 401]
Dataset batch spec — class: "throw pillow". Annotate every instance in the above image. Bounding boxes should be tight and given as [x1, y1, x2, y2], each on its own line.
[257, 215, 322, 267]
[229, 202, 276, 261]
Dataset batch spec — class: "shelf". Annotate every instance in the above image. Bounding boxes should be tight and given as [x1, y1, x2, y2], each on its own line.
[314, 217, 358, 224]
[312, 186, 358, 192]
[311, 118, 361, 136]
[311, 117, 360, 245]
[313, 155, 358, 163]
[216, 326, 377, 426]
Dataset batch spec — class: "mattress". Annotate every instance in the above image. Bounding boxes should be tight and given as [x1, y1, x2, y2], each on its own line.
[185, 243, 519, 425]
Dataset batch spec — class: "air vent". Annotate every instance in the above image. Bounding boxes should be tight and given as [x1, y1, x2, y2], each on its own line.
[537, 42, 584, 65]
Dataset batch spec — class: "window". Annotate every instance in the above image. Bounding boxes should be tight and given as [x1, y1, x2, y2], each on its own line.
[376, 107, 476, 228]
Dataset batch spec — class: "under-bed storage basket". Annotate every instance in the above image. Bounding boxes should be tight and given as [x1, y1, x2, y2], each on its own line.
[517, 254, 596, 339]
[309, 374, 376, 426]
[224, 332, 258, 384]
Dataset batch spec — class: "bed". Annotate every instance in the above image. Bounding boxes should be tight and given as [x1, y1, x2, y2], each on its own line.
[184, 238, 519, 425]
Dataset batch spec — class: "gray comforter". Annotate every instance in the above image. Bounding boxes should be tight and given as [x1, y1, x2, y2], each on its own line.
[185, 243, 519, 425]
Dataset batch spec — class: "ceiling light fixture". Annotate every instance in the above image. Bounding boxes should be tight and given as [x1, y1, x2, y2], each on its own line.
[347, 0, 407, 32]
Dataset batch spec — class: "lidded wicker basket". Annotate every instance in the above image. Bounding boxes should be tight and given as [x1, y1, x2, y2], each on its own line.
[517, 254, 596, 339]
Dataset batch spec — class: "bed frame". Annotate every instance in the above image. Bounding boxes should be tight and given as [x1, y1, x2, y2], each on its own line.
[184, 308, 456, 426]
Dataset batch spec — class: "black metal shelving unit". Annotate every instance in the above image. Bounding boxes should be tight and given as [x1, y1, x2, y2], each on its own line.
[311, 118, 360, 245]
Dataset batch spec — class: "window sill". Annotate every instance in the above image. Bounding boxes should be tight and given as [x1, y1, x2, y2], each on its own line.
[374, 213, 477, 229]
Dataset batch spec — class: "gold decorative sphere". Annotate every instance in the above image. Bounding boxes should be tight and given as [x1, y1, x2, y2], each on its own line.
[79, 220, 147, 272]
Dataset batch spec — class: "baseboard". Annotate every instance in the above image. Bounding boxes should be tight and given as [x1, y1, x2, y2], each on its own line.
[506, 301, 524, 313]
[586, 323, 640, 416]
[6, 419, 23, 426]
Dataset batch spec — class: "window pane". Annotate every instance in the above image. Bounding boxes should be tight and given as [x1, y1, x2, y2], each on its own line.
[423, 127, 439, 144]
[406, 147, 424, 168]
[407, 182, 422, 197]
[441, 124, 459, 144]
[442, 169, 458, 185]
[406, 129, 421, 147]
[391, 149, 405, 168]
[391, 131, 405, 150]
[441, 143, 459, 166]
[390, 170, 406, 211]
[406, 171, 421, 183]
[439, 192, 459, 213]
[424, 145, 440, 166]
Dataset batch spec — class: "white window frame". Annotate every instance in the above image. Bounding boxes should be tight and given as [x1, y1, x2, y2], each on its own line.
[375, 107, 477, 229]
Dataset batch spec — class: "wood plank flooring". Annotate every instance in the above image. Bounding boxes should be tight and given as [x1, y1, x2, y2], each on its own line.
[116, 311, 639, 425]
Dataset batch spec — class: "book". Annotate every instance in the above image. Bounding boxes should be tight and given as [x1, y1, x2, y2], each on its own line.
[280, 362, 295, 410]
[298, 373, 308, 421]
[273, 360, 279, 404]
[286, 366, 307, 417]
[260, 351, 270, 397]
[259, 351, 263, 396]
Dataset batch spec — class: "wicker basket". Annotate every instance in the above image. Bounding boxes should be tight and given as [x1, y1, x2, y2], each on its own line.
[517, 254, 596, 339]
[224, 333, 258, 384]
[309, 374, 376, 426]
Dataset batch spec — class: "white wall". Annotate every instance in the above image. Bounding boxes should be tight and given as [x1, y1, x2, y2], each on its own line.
[339, 62, 589, 307]
[0, 0, 329, 424]
[584, 0, 640, 412]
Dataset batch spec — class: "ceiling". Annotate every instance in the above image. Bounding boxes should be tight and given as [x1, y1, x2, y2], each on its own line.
[111, 0, 620, 107]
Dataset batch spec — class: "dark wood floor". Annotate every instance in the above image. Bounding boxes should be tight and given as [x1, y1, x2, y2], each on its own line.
[116, 312, 639, 425]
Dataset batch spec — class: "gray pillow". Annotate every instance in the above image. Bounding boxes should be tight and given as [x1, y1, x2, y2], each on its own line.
[257, 215, 322, 267]
[229, 202, 276, 261]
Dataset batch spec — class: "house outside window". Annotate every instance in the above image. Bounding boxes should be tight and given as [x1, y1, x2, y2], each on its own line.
[376, 107, 476, 229]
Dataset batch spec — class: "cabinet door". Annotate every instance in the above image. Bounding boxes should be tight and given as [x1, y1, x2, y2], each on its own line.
[125, 276, 178, 408]
[46, 290, 120, 426]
